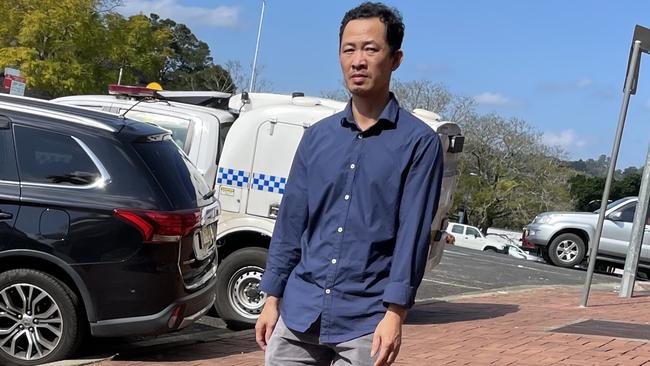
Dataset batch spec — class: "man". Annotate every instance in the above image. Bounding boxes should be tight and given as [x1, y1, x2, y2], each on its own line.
[256, 2, 444, 365]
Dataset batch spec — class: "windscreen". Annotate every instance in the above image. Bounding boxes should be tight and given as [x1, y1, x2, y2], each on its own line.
[124, 110, 192, 153]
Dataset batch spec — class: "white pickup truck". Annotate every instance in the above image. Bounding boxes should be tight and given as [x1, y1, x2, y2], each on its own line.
[54, 87, 465, 328]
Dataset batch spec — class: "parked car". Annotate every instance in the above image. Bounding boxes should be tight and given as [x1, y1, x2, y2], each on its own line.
[523, 196, 650, 273]
[0, 94, 219, 365]
[445, 223, 510, 252]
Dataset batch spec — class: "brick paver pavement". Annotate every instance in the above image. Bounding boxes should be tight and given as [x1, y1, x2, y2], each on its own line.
[95, 285, 650, 366]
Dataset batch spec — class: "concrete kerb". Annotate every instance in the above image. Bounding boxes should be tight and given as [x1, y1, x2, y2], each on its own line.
[414, 281, 650, 305]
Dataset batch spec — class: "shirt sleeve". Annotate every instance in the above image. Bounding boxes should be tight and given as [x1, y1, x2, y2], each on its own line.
[259, 128, 311, 298]
[383, 132, 444, 308]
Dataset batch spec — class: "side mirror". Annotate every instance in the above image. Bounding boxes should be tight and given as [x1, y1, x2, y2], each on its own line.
[474, 233, 479, 238]
[608, 211, 623, 221]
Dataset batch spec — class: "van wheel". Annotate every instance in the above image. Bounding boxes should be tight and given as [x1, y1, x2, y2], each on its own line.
[214, 248, 267, 330]
[548, 233, 586, 268]
[0, 269, 82, 366]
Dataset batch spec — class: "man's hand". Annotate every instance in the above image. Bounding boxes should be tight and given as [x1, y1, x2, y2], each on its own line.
[255, 296, 280, 351]
[371, 304, 407, 366]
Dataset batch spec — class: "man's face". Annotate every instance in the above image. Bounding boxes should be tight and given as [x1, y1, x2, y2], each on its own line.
[339, 17, 402, 98]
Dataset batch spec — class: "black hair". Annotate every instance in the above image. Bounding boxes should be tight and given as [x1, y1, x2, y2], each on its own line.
[339, 2, 405, 54]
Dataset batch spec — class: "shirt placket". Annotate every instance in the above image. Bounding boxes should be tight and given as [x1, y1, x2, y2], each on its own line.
[320, 129, 365, 340]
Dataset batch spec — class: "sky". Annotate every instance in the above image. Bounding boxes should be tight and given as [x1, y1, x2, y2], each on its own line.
[119, 0, 650, 169]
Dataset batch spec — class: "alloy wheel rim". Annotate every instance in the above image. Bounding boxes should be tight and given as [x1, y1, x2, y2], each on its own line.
[227, 266, 266, 319]
[0, 283, 63, 361]
[556, 240, 579, 263]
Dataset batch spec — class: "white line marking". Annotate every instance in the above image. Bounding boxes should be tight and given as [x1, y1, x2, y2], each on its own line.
[421, 278, 483, 290]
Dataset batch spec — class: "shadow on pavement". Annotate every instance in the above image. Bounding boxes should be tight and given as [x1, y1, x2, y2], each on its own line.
[111, 331, 260, 362]
[406, 301, 519, 325]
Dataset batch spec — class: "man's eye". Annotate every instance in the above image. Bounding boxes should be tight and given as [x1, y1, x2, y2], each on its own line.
[365, 47, 378, 53]
[343, 48, 354, 54]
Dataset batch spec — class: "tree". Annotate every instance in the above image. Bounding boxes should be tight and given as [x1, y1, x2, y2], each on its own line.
[104, 13, 172, 86]
[0, 1, 173, 97]
[0, 0, 109, 97]
[147, 15, 241, 93]
[456, 113, 574, 231]
[392, 79, 476, 124]
[569, 171, 642, 211]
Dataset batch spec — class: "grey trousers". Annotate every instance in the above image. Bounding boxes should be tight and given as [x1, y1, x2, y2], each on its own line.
[265, 317, 375, 366]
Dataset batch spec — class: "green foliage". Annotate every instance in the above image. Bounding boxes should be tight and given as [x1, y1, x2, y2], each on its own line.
[454, 113, 574, 231]
[0, 1, 234, 96]
[569, 171, 642, 211]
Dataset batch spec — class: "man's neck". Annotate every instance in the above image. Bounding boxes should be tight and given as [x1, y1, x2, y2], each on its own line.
[351, 92, 391, 131]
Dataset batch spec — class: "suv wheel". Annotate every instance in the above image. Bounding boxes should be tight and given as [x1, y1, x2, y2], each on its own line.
[214, 247, 267, 330]
[547, 233, 586, 268]
[0, 269, 83, 366]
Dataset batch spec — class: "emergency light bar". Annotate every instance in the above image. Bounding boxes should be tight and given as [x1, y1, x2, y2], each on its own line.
[108, 84, 158, 97]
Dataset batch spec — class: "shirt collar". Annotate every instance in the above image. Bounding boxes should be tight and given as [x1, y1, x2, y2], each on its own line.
[341, 92, 400, 128]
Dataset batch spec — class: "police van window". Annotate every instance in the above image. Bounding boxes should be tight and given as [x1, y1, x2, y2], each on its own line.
[14, 126, 101, 186]
[0, 127, 18, 182]
[450, 225, 464, 234]
[121, 110, 191, 153]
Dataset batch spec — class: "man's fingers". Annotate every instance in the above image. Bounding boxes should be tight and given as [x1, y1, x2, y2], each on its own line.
[265, 323, 275, 345]
[370, 333, 380, 357]
[386, 342, 401, 365]
[373, 345, 392, 366]
[255, 323, 266, 350]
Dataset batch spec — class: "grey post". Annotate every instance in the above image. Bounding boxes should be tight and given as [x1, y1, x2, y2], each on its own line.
[579, 39, 642, 307]
[620, 143, 650, 297]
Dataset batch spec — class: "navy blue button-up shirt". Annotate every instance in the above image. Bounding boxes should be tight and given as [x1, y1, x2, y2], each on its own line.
[260, 95, 444, 343]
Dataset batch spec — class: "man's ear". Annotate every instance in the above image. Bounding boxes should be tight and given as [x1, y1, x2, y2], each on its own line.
[391, 49, 404, 71]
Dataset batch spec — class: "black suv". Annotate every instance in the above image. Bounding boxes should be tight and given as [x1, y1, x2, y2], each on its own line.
[0, 94, 219, 365]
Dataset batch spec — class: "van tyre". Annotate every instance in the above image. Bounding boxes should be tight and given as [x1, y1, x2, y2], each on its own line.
[547, 233, 586, 268]
[214, 247, 267, 330]
[0, 269, 83, 366]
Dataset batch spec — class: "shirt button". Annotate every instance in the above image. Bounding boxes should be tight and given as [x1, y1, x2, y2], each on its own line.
[337, 227, 343, 233]
[331, 259, 337, 264]
[344, 194, 350, 201]
[350, 163, 356, 169]
[325, 289, 331, 294]
[357, 134, 363, 139]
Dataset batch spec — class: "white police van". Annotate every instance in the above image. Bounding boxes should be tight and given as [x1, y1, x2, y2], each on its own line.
[54, 87, 464, 328]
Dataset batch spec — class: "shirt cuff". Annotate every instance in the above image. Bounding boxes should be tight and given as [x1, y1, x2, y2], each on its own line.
[260, 270, 287, 298]
[382, 282, 415, 309]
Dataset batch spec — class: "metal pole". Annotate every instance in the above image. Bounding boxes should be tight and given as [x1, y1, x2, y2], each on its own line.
[580, 40, 642, 307]
[620, 142, 650, 297]
[249, 0, 266, 93]
[117, 67, 123, 85]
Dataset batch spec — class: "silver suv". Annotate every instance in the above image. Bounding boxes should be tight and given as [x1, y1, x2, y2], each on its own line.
[523, 197, 650, 273]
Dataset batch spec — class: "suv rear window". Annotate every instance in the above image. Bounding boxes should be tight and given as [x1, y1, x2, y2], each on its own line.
[133, 139, 211, 209]
[14, 126, 101, 186]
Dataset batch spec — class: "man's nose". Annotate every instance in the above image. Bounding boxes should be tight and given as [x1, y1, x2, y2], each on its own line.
[351, 51, 367, 69]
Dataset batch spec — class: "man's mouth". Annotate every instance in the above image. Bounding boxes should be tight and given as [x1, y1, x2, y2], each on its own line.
[351, 74, 368, 84]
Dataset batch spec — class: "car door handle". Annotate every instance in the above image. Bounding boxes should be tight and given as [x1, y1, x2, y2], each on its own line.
[0, 212, 13, 220]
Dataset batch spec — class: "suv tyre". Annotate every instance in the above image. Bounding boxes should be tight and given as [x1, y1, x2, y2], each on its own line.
[0, 269, 83, 366]
[547, 233, 586, 268]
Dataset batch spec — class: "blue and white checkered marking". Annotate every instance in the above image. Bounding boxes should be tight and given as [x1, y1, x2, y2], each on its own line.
[217, 167, 250, 188]
[252, 173, 287, 194]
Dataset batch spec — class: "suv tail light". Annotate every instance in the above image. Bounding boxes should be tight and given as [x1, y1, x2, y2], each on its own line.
[114, 209, 201, 243]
